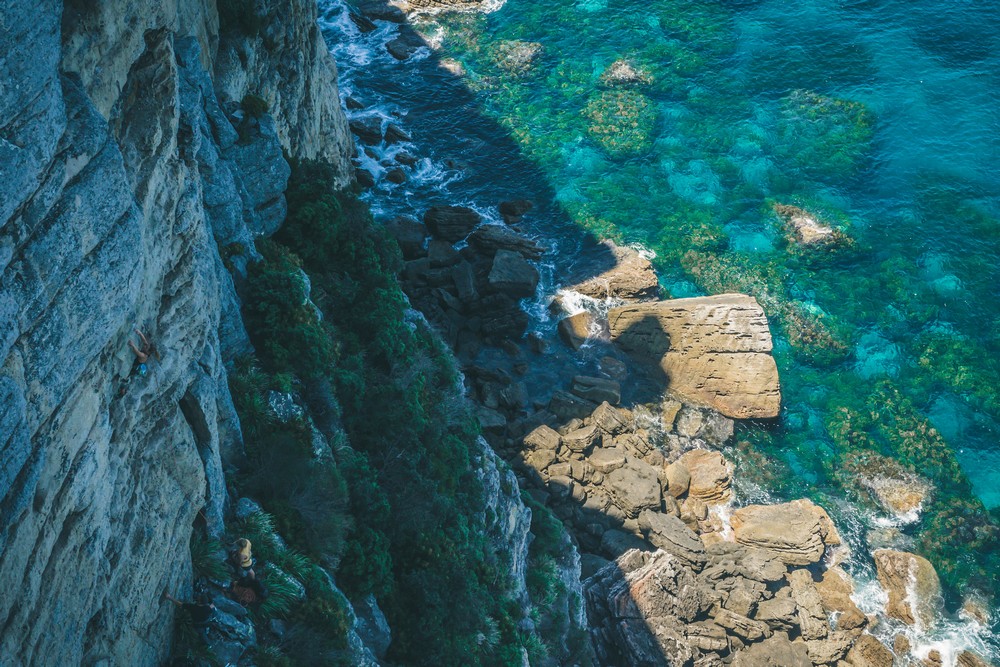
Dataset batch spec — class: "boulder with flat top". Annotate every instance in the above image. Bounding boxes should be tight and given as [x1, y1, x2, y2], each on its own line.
[608, 294, 780, 419]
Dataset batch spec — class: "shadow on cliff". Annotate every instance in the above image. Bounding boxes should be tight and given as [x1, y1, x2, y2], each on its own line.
[325, 4, 710, 663]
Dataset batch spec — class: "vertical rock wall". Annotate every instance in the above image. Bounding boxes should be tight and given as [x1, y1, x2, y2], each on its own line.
[0, 1, 352, 664]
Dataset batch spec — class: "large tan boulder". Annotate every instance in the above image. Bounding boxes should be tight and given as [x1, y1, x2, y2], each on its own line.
[730, 499, 840, 565]
[846, 634, 894, 667]
[815, 566, 867, 631]
[606, 462, 662, 518]
[568, 240, 660, 302]
[873, 549, 941, 628]
[678, 449, 731, 504]
[608, 294, 780, 419]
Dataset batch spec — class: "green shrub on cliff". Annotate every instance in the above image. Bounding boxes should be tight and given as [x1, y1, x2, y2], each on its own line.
[233, 160, 543, 665]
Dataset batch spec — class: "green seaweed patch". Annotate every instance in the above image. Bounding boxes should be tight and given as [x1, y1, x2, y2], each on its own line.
[911, 330, 1000, 415]
[582, 90, 657, 156]
[776, 90, 875, 183]
[658, 0, 736, 56]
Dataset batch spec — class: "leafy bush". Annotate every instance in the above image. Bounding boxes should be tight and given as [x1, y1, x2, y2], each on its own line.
[190, 535, 229, 582]
[231, 160, 543, 665]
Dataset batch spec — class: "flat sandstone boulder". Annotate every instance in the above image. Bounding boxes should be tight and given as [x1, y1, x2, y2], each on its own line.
[608, 294, 780, 419]
[730, 499, 839, 566]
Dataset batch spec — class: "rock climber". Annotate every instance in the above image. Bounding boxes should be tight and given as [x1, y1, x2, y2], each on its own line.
[162, 591, 216, 625]
[128, 328, 159, 365]
[227, 538, 256, 579]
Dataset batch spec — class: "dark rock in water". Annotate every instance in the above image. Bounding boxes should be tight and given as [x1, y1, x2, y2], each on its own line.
[345, 96, 366, 110]
[571, 375, 621, 405]
[477, 406, 506, 432]
[424, 205, 481, 242]
[488, 249, 539, 298]
[599, 356, 629, 382]
[385, 167, 406, 184]
[349, 12, 378, 33]
[356, 0, 406, 22]
[499, 199, 534, 223]
[477, 295, 529, 341]
[468, 224, 545, 260]
[384, 123, 412, 144]
[355, 168, 376, 189]
[349, 116, 382, 144]
[386, 33, 425, 60]
[527, 331, 550, 354]
[548, 389, 598, 421]
[427, 239, 461, 268]
[451, 261, 478, 302]
[394, 150, 419, 166]
[386, 216, 427, 260]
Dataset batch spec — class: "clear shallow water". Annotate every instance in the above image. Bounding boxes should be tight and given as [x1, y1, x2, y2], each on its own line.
[320, 0, 1000, 656]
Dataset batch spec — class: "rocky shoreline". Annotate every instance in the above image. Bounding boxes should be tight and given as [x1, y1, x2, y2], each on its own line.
[375, 194, 990, 667]
[335, 1, 997, 664]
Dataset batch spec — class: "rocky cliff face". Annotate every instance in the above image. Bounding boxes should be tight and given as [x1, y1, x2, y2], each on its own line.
[0, 1, 351, 663]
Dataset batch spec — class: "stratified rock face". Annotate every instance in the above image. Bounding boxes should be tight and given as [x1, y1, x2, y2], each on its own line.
[568, 240, 660, 302]
[873, 549, 942, 628]
[608, 294, 781, 419]
[0, 2, 351, 664]
[731, 500, 840, 565]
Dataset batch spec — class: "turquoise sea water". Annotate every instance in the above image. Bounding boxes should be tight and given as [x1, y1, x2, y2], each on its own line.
[321, 0, 1000, 650]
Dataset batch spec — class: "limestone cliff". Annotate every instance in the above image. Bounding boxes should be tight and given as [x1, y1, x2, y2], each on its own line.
[0, 1, 351, 663]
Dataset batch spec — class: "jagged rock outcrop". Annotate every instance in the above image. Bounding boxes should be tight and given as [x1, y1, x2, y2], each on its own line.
[0, 1, 351, 663]
[567, 240, 660, 302]
[584, 539, 867, 666]
[873, 549, 941, 628]
[608, 294, 781, 419]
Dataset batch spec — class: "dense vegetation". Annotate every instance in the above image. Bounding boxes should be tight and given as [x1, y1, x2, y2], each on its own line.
[224, 160, 554, 665]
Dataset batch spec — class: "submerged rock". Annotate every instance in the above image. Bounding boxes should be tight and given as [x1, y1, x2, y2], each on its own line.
[600, 59, 653, 87]
[772, 203, 842, 246]
[608, 294, 781, 419]
[490, 40, 544, 75]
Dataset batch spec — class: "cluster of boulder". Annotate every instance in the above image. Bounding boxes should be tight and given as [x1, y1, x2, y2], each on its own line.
[389, 204, 544, 357]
